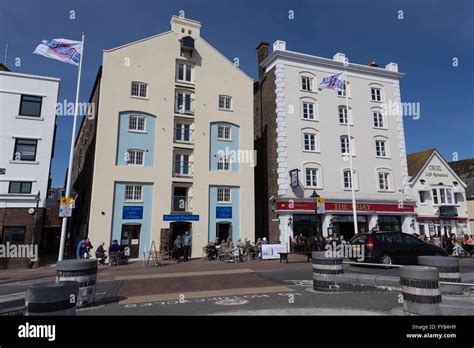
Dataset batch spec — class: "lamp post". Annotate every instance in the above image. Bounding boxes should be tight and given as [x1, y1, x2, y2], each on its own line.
[310, 190, 322, 237]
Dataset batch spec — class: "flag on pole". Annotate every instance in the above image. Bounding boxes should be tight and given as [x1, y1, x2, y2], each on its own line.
[33, 38, 82, 66]
[318, 72, 345, 92]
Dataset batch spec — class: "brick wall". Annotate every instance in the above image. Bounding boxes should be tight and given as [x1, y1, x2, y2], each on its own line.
[0, 208, 45, 245]
[254, 67, 280, 242]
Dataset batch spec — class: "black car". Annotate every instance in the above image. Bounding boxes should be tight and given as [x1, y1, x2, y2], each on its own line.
[349, 231, 448, 265]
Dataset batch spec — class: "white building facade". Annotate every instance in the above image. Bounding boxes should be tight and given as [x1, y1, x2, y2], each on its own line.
[82, 17, 255, 259]
[407, 149, 471, 238]
[255, 41, 417, 247]
[0, 67, 60, 245]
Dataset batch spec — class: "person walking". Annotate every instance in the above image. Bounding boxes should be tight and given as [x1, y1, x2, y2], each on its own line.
[183, 231, 192, 262]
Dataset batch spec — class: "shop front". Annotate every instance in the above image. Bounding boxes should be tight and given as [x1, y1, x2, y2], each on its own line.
[275, 199, 416, 247]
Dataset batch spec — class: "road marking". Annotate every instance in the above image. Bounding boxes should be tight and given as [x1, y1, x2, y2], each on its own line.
[115, 268, 254, 281]
[119, 285, 294, 304]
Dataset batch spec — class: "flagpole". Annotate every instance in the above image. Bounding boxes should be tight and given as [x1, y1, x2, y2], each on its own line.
[58, 32, 85, 261]
[344, 69, 359, 236]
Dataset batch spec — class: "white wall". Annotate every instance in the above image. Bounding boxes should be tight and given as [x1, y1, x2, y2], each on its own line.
[0, 72, 60, 208]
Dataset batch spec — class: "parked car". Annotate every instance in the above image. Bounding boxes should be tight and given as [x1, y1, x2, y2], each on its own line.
[349, 231, 448, 265]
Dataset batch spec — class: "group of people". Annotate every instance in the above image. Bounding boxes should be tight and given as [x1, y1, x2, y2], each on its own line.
[204, 236, 280, 261]
[171, 231, 192, 261]
[290, 233, 347, 252]
[76, 238, 122, 265]
[423, 233, 474, 257]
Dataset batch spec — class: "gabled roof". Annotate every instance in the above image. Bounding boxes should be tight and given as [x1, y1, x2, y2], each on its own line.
[449, 158, 474, 198]
[407, 148, 436, 177]
[407, 148, 467, 188]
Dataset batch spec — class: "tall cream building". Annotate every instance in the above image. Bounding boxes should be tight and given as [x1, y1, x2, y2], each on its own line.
[73, 16, 254, 259]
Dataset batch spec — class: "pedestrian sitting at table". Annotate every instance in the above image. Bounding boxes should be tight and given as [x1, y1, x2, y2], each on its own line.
[95, 242, 107, 265]
[453, 239, 466, 257]
[462, 234, 474, 256]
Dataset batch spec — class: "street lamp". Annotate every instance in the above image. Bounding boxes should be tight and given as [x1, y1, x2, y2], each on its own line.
[310, 190, 322, 237]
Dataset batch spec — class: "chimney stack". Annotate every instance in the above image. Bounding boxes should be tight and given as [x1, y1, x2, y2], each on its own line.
[256, 42, 269, 81]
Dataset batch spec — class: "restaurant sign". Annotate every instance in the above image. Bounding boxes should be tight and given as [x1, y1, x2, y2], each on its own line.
[276, 200, 415, 213]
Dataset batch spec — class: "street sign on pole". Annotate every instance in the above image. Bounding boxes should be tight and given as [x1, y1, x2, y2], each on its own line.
[59, 197, 74, 217]
[316, 197, 325, 214]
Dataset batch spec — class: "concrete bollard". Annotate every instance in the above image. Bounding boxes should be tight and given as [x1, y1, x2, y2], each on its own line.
[418, 256, 465, 294]
[312, 251, 343, 292]
[400, 266, 442, 315]
[26, 281, 79, 316]
[57, 259, 98, 307]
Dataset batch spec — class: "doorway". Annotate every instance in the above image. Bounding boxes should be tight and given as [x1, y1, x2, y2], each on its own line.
[121, 224, 141, 258]
[170, 222, 192, 249]
[333, 215, 368, 240]
[216, 222, 232, 243]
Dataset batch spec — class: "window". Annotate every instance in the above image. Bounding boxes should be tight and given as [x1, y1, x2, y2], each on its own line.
[177, 62, 192, 82]
[432, 187, 455, 205]
[301, 76, 313, 92]
[127, 149, 144, 165]
[124, 185, 143, 201]
[302, 102, 315, 120]
[337, 82, 347, 97]
[176, 91, 193, 113]
[340, 136, 350, 155]
[305, 168, 318, 188]
[432, 189, 439, 205]
[371, 87, 382, 101]
[174, 154, 190, 175]
[131, 82, 147, 98]
[9, 181, 32, 194]
[175, 123, 191, 142]
[339, 106, 348, 124]
[375, 140, 388, 157]
[378, 172, 390, 191]
[217, 156, 231, 171]
[373, 112, 384, 128]
[454, 193, 460, 204]
[19, 95, 42, 117]
[2, 226, 26, 244]
[217, 188, 231, 203]
[13, 138, 37, 161]
[129, 115, 146, 132]
[419, 191, 427, 204]
[343, 170, 353, 189]
[303, 133, 316, 151]
[218, 95, 232, 110]
[217, 125, 231, 140]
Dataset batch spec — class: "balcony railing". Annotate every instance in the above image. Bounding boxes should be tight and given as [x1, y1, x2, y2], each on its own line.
[172, 196, 192, 212]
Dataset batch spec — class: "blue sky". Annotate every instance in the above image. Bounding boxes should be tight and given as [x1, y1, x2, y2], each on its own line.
[1, 0, 473, 187]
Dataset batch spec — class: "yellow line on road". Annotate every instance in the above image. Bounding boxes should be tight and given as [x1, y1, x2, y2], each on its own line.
[115, 268, 254, 281]
[119, 285, 294, 304]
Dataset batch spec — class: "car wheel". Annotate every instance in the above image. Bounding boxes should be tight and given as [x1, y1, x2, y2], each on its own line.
[379, 253, 393, 265]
